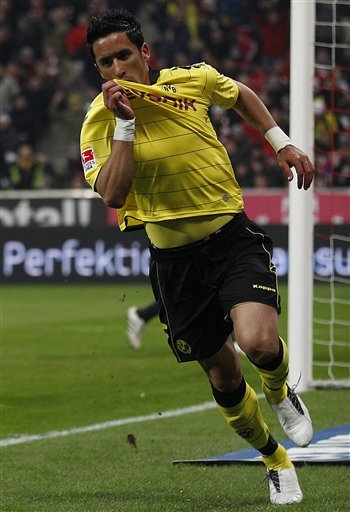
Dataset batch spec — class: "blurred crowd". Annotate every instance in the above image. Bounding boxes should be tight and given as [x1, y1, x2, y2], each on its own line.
[0, 0, 349, 190]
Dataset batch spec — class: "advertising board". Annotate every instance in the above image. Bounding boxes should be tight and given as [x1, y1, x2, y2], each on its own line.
[1, 190, 348, 283]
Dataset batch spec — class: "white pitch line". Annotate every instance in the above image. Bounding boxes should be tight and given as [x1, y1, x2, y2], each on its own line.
[1, 401, 217, 448]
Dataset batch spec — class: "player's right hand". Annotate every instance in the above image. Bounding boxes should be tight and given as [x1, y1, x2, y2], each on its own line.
[102, 80, 135, 120]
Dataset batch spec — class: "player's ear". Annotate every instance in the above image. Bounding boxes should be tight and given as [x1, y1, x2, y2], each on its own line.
[95, 62, 106, 79]
[141, 42, 150, 63]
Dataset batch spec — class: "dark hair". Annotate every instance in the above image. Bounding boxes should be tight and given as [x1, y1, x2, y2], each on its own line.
[86, 8, 144, 61]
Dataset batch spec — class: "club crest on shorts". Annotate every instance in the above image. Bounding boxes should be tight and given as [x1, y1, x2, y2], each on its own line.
[176, 339, 192, 355]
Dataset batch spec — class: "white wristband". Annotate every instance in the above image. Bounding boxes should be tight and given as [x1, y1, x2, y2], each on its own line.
[113, 117, 135, 142]
[264, 126, 292, 153]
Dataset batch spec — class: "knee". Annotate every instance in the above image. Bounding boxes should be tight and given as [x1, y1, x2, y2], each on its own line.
[247, 343, 277, 366]
[236, 327, 279, 366]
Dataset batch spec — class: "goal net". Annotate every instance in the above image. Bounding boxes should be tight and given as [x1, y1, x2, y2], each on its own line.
[313, 0, 349, 388]
[313, 234, 350, 387]
[289, 0, 349, 389]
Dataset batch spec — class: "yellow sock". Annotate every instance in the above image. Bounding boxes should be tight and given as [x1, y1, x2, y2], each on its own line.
[255, 338, 289, 405]
[262, 443, 293, 470]
[215, 383, 270, 451]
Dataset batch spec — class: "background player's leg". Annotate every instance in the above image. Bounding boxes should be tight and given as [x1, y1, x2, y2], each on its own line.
[126, 301, 158, 349]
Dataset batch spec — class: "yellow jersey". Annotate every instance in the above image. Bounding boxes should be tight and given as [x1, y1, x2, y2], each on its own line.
[80, 63, 244, 232]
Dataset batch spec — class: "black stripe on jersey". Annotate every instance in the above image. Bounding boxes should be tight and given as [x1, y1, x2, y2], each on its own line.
[133, 143, 224, 163]
[83, 116, 114, 126]
[133, 161, 232, 180]
[131, 176, 236, 196]
[137, 114, 189, 126]
[136, 132, 195, 146]
[124, 193, 242, 214]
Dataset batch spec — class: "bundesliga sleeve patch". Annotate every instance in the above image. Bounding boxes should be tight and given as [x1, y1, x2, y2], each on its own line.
[81, 148, 97, 174]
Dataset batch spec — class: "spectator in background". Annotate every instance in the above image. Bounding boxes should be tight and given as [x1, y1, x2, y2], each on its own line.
[0, 61, 21, 114]
[0, 113, 18, 161]
[65, 144, 87, 189]
[44, 3, 72, 52]
[40, 42, 79, 88]
[0, 0, 348, 190]
[230, 25, 258, 71]
[37, 90, 87, 183]
[10, 94, 41, 146]
[64, 12, 89, 58]
[23, 73, 52, 133]
[233, 162, 254, 188]
[333, 155, 350, 188]
[0, 0, 293, 190]
[0, 113, 18, 189]
[251, 4, 290, 69]
[0, 24, 13, 65]
[314, 95, 339, 153]
[17, 45, 37, 77]
[228, 124, 255, 166]
[15, 0, 45, 57]
[158, 9, 191, 65]
[7, 143, 54, 189]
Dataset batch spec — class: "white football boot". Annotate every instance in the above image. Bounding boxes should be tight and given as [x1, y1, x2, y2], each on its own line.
[267, 466, 303, 505]
[126, 307, 145, 350]
[270, 384, 313, 447]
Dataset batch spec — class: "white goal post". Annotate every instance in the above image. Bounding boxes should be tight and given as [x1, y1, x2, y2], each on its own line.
[288, 0, 350, 390]
[288, 0, 315, 391]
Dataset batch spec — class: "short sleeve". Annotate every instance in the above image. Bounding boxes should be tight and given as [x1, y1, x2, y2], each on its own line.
[204, 64, 239, 110]
[80, 94, 115, 190]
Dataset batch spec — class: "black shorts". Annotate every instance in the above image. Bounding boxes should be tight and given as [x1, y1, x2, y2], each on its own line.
[149, 212, 281, 363]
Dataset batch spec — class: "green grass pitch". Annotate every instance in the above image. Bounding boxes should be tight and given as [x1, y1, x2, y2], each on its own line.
[1, 284, 349, 512]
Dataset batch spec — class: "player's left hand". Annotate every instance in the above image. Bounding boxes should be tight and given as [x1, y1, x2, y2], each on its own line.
[277, 145, 315, 190]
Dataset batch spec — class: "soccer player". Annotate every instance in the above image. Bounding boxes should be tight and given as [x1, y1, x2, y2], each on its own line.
[81, 9, 314, 505]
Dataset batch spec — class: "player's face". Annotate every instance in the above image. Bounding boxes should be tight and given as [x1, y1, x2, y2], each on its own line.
[93, 32, 150, 84]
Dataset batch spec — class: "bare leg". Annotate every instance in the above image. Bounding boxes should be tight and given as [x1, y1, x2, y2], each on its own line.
[199, 336, 242, 392]
[230, 302, 280, 364]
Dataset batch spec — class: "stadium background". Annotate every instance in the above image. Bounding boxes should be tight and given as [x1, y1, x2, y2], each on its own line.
[1, 0, 294, 189]
[2, 2, 350, 511]
[1, 0, 349, 283]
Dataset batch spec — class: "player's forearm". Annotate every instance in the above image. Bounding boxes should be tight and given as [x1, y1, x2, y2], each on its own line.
[96, 140, 134, 208]
[233, 81, 277, 134]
